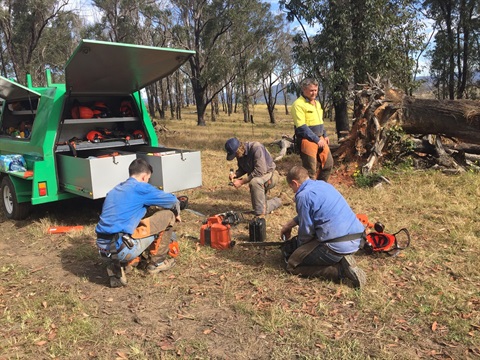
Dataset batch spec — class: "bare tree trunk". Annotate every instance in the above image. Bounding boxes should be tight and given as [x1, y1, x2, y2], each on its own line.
[282, 86, 289, 115]
[145, 85, 155, 118]
[175, 73, 182, 120]
[160, 80, 167, 120]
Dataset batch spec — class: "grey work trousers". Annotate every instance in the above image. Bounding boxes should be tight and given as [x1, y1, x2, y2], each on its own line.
[249, 170, 281, 216]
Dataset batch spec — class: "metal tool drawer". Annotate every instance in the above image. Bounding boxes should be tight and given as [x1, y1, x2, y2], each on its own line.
[135, 146, 202, 193]
[57, 150, 136, 199]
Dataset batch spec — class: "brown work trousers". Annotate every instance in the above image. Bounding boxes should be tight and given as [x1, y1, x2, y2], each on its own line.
[131, 209, 176, 264]
[300, 138, 334, 182]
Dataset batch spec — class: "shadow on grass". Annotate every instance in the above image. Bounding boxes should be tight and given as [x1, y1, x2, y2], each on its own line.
[214, 239, 285, 273]
[59, 237, 109, 287]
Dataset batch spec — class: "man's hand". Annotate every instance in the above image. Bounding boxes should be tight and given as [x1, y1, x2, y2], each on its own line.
[324, 136, 330, 145]
[317, 137, 326, 149]
[280, 218, 297, 240]
[175, 215, 182, 223]
[232, 178, 244, 189]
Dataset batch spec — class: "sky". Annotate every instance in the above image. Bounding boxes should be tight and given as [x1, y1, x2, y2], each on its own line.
[66, 0, 430, 76]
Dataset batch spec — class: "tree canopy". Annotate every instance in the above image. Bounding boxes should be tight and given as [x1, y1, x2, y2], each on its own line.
[0, 0, 476, 127]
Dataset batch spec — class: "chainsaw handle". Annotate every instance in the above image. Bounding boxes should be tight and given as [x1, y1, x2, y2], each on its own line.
[393, 228, 411, 250]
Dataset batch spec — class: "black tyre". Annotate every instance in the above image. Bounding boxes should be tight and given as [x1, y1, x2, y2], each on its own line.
[1, 176, 31, 220]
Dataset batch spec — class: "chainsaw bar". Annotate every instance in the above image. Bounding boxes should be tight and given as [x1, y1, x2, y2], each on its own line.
[236, 241, 285, 247]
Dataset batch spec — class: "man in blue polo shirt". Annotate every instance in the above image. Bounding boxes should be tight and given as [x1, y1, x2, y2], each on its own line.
[280, 166, 366, 289]
[96, 158, 181, 287]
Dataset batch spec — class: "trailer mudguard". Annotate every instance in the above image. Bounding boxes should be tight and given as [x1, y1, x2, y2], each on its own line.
[1, 174, 31, 203]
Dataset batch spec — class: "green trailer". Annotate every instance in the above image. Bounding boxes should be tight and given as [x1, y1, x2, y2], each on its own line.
[0, 40, 201, 220]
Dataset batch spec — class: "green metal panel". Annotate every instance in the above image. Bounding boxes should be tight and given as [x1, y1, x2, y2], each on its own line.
[65, 39, 194, 95]
[7, 175, 32, 203]
[132, 91, 158, 147]
[0, 39, 195, 210]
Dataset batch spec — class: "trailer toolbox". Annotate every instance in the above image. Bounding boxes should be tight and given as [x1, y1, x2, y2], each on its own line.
[57, 150, 136, 199]
[134, 146, 202, 193]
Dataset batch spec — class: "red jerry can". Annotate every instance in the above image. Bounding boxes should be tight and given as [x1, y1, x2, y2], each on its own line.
[200, 215, 234, 249]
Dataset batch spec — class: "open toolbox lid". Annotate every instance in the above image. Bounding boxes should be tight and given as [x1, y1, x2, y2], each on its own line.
[65, 39, 195, 95]
[0, 75, 41, 102]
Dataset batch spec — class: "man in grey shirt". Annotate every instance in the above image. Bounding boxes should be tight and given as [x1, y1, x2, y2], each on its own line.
[225, 137, 282, 217]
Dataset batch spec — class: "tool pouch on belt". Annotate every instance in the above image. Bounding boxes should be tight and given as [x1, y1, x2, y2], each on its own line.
[101, 233, 133, 262]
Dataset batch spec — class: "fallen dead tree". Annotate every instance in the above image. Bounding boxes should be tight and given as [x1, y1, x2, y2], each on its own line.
[335, 75, 480, 174]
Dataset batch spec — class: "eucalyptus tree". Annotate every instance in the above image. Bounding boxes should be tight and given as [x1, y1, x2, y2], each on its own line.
[88, 0, 150, 43]
[170, 0, 280, 126]
[169, 0, 232, 125]
[424, 0, 479, 99]
[252, 18, 293, 124]
[0, 0, 77, 84]
[229, 0, 279, 123]
[280, 0, 424, 138]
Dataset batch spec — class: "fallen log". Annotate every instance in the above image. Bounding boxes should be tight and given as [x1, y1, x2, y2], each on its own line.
[335, 76, 480, 173]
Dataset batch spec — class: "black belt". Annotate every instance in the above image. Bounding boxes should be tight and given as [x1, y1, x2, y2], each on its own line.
[96, 232, 119, 241]
[323, 232, 365, 244]
[96, 233, 128, 254]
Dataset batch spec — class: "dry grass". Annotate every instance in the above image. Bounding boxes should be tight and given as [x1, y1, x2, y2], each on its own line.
[0, 105, 479, 359]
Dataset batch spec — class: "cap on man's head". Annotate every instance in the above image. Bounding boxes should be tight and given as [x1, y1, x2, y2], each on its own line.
[225, 137, 240, 161]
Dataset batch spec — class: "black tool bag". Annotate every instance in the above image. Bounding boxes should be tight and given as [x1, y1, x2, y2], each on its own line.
[249, 217, 266, 242]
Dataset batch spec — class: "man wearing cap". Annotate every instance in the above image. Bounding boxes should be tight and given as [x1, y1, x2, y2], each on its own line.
[291, 78, 333, 182]
[225, 137, 282, 217]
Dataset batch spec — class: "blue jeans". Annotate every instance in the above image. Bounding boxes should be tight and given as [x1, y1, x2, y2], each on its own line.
[115, 235, 157, 262]
[302, 243, 343, 266]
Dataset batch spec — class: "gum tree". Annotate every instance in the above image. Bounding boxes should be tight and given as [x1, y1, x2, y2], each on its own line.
[280, 0, 425, 139]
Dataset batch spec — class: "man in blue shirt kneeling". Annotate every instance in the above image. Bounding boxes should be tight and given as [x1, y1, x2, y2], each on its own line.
[96, 158, 181, 287]
[280, 166, 366, 289]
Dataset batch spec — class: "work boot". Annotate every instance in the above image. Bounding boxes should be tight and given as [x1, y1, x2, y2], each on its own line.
[147, 258, 176, 274]
[106, 263, 127, 288]
[339, 255, 366, 289]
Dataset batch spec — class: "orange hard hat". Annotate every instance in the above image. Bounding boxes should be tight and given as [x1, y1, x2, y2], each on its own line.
[92, 102, 110, 118]
[72, 105, 94, 119]
[86, 130, 104, 142]
[132, 130, 146, 139]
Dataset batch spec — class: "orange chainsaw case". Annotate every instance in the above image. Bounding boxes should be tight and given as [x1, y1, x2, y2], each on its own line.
[200, 215, 234, 250]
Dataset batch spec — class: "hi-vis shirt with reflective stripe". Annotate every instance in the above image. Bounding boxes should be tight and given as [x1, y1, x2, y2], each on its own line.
[291, 96, 324, 128]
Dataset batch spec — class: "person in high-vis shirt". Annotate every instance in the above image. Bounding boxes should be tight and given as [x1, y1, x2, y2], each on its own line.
[291, 78, 334, 182]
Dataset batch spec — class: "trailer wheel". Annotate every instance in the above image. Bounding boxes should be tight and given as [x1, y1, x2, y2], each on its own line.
[1, 177, 31, 220]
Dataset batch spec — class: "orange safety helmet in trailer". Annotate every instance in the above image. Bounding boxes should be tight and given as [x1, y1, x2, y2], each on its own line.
[86, 130, 104, 143]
